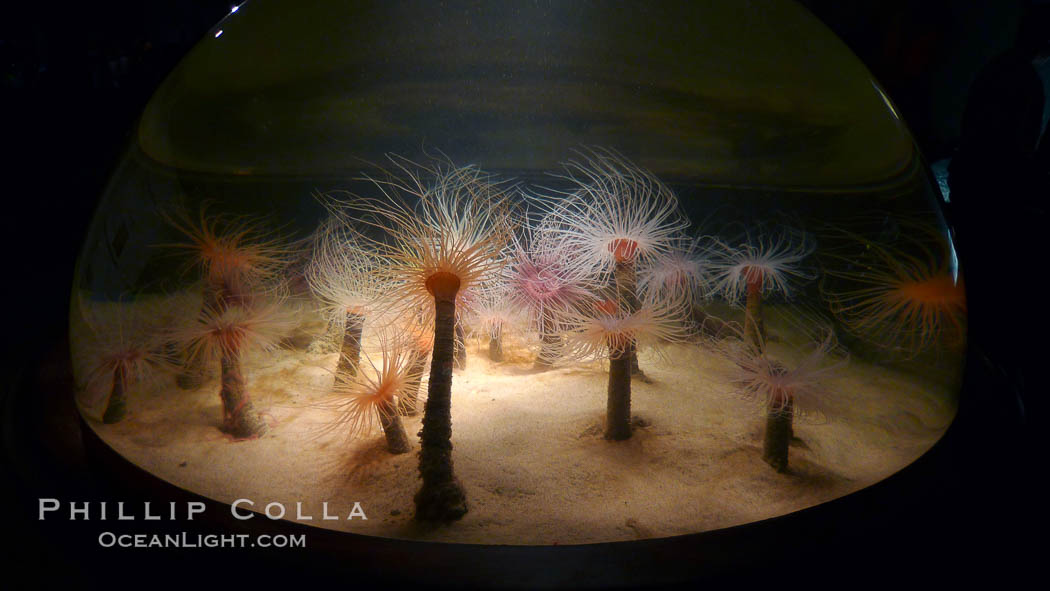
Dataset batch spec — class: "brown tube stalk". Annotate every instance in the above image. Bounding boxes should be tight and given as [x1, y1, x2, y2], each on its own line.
[414, 273, 468, 522]
[398, 349, 427, 416]
[605, 339, 633, 440]
[762, 395, 793, 473]
[219, 352, 267, 439]
[102, 372, 128, 424]
[378, 398, 411, 454]
[336, 311, 365, 376]
[744, 278, 765, 352]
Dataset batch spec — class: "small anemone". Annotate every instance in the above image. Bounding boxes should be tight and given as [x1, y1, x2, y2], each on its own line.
[638, 233, 716, 307]
[710, 227, 815, 303]
[718, 330, 845, 422]
[72, 293, 178, 417]
[560, 289, 696, 362]
[502, 224, 598, 334]
[317, 334, 418, 450]
[175, 295, 300, 365]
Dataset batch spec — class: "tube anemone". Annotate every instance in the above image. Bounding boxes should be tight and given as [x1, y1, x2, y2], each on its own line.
[540, 148, 688, 376]
[73, 295, 176, 423]
[466, 283, 522, 363]
[319, 335, 420, 455]
[639, 233, 715, 308]
[327, 156, 516, 522]
[711, 228, 815, 351]
[305, 216, 392, 377]
[560, 291, 695, 440]
[539, 147, 689, 276]
[176, 297, 299, 439]
[161, 204, 294, 309]
[718, 332, 844, 472]
[819, 220, 965, 358]
[161, 205, 294, 388]
[502, 226, 597, 368]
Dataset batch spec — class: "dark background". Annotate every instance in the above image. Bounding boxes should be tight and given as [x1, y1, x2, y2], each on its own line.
[0, 1, 1039, 589]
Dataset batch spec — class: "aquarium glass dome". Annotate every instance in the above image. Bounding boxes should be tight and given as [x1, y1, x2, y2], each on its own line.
[70, 0, 964, 545]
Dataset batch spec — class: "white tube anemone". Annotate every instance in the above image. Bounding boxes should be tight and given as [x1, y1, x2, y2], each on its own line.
[710, 227, 815, 350]
[305, 216, 400, 374]
[710, 228, 815, 303]
[324, 156, 517, 323]
[559, 289, 697, 362]
[539, 147, 689, 275]
[306, 216, 391, 319]
[720, 332, 844, 421]
[638, 233, 716, 307]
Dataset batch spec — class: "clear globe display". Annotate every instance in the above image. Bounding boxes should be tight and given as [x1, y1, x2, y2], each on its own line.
[69, 0, 963, 544]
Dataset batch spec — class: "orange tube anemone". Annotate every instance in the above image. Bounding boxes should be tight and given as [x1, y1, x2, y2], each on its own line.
[820, 220, 966, 357]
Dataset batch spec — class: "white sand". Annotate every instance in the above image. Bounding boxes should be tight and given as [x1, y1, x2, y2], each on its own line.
[81, 312, 957, 547]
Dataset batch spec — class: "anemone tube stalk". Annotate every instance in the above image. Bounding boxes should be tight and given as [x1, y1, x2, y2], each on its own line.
[535, 310, 562, 367]
[611, 240, 647, 379]
[219, 350, 268, 439]
[760, 363, 793, 472]
[398, 348, 428, 416]
[605, 330, 634, 441]
[336, 310, 365, 376]
[416, 272, 469, 520]
[379, 401, 411, 454]
[488, 322, 504, 362]
[102, 370, 129, 424]
[743, 267, 765, 351]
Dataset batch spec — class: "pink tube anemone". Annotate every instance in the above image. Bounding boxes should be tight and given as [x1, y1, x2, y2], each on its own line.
[501, 226, 597, 366]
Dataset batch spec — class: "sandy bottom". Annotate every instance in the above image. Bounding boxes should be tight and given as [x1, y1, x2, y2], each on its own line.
[82, 320, 957, 546]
